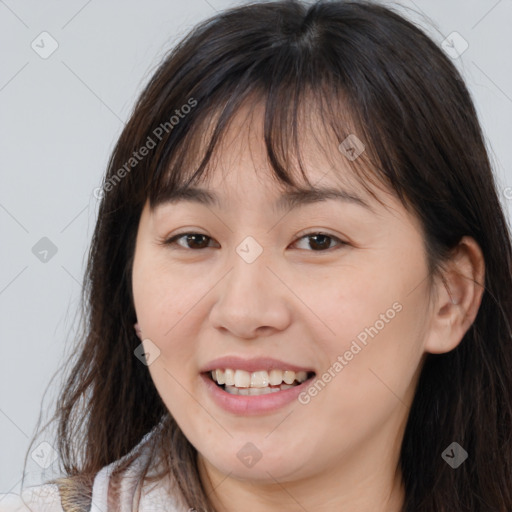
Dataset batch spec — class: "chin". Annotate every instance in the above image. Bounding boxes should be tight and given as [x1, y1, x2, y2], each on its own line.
[201, 444, 312, 483]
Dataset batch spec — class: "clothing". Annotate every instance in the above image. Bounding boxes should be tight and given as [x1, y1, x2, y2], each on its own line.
[0, 425, 186, 512]
[0, 485, 63, 512]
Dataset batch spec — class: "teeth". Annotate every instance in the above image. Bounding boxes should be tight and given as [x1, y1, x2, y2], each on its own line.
[283, 371, 295, 385]
[269, 369, 283, 385]
[296, 371, 308, 383]
[251, 370, 269, 387]
[234, 370, 251, 388]
[224, 369, 235, 386]
[224, 383, 295, 395]
[224, 386, 239, 395]
[210, 368, 311, 388]
[215, 369, 225, 385]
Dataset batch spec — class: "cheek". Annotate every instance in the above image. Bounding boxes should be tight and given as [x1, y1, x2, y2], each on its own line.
[133, 269, 203, 421]
[133, 255, 188, 334]
[303, 304, 423, 456]
[325, 237, 428, 353]
[314, 249, 428, 402]
[132, 256, 213, 377]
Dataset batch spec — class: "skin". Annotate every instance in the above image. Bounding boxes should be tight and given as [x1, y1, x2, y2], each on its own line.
[131, 102, 485, 512]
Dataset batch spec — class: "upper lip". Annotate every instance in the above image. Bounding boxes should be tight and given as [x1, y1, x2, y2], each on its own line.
[201, 356, 315, 374]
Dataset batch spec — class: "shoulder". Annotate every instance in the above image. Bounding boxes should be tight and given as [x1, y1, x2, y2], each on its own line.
[0, 484, 64, 512]
[1, 421, 186, 512]
[89, 460, 187, 512]
[87, 432, 187, 512]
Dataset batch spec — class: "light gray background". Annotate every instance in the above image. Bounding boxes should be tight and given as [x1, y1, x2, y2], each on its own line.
[1, 0, 511, 493]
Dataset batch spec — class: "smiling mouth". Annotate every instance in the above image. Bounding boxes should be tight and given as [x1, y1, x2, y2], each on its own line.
[207, 368, 316, 396]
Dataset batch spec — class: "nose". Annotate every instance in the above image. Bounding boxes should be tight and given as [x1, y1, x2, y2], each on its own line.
[208, 251, 293, 340]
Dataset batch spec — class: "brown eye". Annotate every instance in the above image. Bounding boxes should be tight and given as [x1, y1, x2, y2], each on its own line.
[165, 233, 215, 249]
[162, 231, 345, 252]
[293, 232, 345, 252]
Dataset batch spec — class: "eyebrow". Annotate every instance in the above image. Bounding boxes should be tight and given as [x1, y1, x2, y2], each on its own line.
[153, 185, 374, 213]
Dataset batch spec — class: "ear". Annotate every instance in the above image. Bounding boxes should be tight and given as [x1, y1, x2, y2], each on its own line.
[134, 322, 142, 340]
[424, 236, 485, 354]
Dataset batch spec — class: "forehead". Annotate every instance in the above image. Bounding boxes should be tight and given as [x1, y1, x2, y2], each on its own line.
[151, 96, 398, 218]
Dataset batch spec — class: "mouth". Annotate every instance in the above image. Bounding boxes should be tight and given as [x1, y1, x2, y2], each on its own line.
[205, 368, 316, 396]
[200, 357, 317, 414]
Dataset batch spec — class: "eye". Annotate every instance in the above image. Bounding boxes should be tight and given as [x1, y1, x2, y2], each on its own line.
[160, 231, 346, 252]
[163, 232, 218, 250]
[292, 232, 346, 252]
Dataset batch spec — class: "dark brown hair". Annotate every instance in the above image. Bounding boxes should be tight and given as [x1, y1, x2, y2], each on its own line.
[23, 1, 512, 510]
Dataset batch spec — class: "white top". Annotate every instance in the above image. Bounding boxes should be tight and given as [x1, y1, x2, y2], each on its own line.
[0, 485, 63, 512]
[0, 426, 186, 512]
[0, 477, 184, 512]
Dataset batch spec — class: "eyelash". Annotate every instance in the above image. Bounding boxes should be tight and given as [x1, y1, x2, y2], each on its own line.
[160, 231, 347, 253]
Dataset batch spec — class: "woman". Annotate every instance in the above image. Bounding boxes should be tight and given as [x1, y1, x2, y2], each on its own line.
[5, 0, 512, 510]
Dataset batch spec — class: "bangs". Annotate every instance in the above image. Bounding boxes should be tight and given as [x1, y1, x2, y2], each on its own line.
[145, 73, 398, 215]
[122, 0, 431, 218]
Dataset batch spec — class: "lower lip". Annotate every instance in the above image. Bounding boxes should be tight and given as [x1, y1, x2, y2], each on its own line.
[201, 373, 314, 415]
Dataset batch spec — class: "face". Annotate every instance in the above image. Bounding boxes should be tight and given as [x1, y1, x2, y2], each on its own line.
[131, 102, 432, 488]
